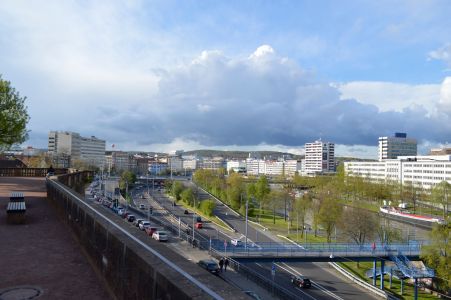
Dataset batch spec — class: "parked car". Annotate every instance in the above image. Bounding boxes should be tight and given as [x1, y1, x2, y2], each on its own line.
[152, 230, 168, 242]
[127, 215, 136, 222]
[139, 221, 151, 230]
[231, 239, 243, 246]
[122, 212, 130, 219]
[195, 222, 203, 229]
[145, 226, 159, 236]
[134, 219, 145, 227]
[196, 216, 202, 223]
[139, 204, 146, 210]
[197, 259, 219, 275]
[290, 275, 311, 288]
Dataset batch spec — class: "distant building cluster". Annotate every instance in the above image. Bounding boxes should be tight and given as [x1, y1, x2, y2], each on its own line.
[345, 133, 451, 189]
[8, 129, 341, 178]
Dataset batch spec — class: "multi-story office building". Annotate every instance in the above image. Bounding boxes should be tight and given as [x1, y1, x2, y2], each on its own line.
[303, 141, 335, 176]
[105, 151, 134, 173]
[48, 131, 105, 168]
[48, 131, 81, 158]
[198, 157, 226, 170]
[226, 160, 246, 174]
[378, 132, 417, 161]
[345, 155, 451, 189]
[245, 158, 266, 175]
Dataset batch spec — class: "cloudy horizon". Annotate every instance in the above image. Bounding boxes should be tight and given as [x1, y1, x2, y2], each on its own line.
[1, 1, 451, 159]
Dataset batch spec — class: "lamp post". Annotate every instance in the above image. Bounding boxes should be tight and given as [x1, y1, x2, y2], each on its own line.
[245, 196, 248, 250]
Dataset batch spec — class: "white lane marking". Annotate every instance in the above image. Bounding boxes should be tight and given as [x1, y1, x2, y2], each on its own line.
[277, 263, 344, 300]
[254, 263, 317, 300]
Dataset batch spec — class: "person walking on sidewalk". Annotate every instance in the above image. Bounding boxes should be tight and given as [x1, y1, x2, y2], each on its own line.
[224, 258, 229, 272]
[219, 258, 224, 272]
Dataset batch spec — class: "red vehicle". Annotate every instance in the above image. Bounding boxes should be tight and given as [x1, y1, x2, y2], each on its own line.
[145, 226, 158, 236]
[195, 222, 203, 229]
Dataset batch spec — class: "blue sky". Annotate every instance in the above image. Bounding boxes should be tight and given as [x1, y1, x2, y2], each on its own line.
[1, 0, 451, 158]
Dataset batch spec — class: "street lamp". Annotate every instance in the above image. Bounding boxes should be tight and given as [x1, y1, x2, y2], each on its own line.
[245, 195, 248, 250]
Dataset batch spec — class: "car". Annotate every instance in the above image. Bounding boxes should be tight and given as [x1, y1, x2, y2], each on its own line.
[139, 204, 146, 209]
[231, 239, 243, 246]
[122, 212, 130, 219]
[152, 230, 168, 242]
[291, 275, 311, 288]
[139, 221, 151, 230]
[195, 222, 203, 229]
[127, 215, 136, 222]
[145, 226, 159, 236]
[197, 259, 219, 275]
[196, 216, 202, 223]
[118, 209, 126, 216]
[134, 219, 145, 227]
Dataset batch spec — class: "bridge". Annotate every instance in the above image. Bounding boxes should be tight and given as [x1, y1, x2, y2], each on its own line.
[207, 241, 424, 262]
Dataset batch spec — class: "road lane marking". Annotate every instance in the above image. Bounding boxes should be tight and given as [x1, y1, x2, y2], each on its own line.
[277, 263, 344, 300]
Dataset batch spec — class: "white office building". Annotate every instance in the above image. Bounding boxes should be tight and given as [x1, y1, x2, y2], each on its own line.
[227, 160, 246, 174]
[303, 141, 335, 176]
[378, 132, 417, 161]
[48, 131, 105, 168]
[345, 155, 451, 189]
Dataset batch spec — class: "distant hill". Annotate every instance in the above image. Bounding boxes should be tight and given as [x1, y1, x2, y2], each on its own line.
[182, 149, 303, 160]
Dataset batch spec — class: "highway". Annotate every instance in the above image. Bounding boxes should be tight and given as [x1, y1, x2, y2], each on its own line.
[132, 180, 379, 300]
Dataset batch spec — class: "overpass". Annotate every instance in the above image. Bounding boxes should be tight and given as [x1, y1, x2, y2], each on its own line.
[207, 241, 424, 262]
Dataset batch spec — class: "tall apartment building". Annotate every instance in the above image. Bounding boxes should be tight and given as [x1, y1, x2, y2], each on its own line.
[48, 131, 105, 168]
[378, 132, 417, 161]
[303, 141, 335, 175]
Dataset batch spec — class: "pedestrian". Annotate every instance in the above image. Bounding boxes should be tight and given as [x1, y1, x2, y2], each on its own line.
[224, 258, 229, 272]
[219, 258, 224, 272]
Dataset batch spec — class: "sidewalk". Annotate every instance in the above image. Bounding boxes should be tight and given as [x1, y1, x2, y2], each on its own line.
[167, 240, 280, 300]
[0, 177, 111, 300]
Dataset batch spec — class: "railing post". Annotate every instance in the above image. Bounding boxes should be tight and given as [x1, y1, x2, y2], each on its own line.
[380, 260, 385, 290]
[373, 259, 377, 286]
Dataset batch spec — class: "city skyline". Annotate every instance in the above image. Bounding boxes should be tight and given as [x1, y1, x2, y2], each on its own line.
[1, 1, 451, 158]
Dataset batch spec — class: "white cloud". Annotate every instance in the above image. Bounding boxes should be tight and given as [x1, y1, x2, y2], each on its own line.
[428, 43, 451, 67]
[336, 81, 440, 114]
[438, 76, 451, 115]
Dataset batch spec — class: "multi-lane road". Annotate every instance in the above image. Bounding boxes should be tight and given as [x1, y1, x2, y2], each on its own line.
[128, 180, 379, 300]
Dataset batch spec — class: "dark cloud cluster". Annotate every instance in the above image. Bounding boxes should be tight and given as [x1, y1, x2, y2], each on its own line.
[96, 46, 451, 147]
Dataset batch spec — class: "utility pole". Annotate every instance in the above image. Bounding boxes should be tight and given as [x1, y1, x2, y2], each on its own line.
[245, 196, 248, 250]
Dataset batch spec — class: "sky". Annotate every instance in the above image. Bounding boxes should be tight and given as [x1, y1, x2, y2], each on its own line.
[1, 0, 451, 158]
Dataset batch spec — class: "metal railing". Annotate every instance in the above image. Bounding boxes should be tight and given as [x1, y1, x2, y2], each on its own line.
[0, 167, 67, 177]
[210, 241, 425, 258]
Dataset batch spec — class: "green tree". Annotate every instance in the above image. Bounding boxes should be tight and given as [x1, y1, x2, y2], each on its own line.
[199, 199, 216, 216]
[255, 176, 270, 220]
[119, 171, 136, 190]
[181, 187, 194, 206]
[317, 190, 343, 243]
[421, 224, 451, 293]
[431, 181, 450, 219]
[0, 75, 30, 151]
[293, 193, 312, 238]
[226, 172, 245, 210]
[171, 181, 184, 201]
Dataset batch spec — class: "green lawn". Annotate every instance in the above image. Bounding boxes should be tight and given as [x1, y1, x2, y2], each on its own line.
[339, 262, 438, 300]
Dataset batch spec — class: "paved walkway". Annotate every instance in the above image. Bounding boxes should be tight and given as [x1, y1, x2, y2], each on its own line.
[0, 177, 111, 300]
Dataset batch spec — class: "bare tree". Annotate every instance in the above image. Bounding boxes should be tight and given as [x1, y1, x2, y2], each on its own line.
[339, 207, 378, 245]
